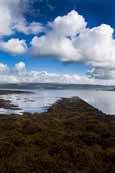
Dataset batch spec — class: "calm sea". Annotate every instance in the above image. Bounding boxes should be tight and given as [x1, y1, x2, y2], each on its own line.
[0, 89, 115, 115]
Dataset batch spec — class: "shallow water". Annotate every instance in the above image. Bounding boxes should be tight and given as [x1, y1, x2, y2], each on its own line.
[0, 89, 115, 115]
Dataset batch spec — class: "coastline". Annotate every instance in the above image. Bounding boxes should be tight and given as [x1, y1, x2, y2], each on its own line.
[0, 90, 33, 111]
[0, 95, 115, 172]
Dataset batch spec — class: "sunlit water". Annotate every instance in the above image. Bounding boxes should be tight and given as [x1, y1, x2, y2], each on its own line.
[0, 89, 115, 115]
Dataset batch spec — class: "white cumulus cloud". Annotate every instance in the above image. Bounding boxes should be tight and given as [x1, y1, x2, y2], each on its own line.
[0, 39, 27, 55]
[0, 63, 9, 73]
[14, 19, 44, 35]
[30, 10, 115, 80]
[15, 62, 26, 73]
[0, 0, 44, 36]
[0, 0, 22, 36]
[31, 35, 80, 61]
[48, 10, 87, 37]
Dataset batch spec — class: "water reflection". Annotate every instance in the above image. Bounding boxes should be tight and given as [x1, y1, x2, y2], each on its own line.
[0, 89, 115, 115]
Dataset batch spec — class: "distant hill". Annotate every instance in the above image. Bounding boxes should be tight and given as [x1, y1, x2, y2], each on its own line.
[0, 83, 114, 90]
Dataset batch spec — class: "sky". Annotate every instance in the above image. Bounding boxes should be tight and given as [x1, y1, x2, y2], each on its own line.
[0, 0, 115, 84]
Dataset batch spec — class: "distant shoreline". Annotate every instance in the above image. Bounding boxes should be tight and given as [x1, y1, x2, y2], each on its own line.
[0, 83, 115, 91]
[0, 89, 33, 95]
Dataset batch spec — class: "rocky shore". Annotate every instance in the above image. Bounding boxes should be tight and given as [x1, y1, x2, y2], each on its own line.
[0, 89, 33, 110]
[0, 99, 20, 110]
[0, 97, 115, 173]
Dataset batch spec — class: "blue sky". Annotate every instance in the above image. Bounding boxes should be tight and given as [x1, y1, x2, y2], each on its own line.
[0, 0, 115, 84]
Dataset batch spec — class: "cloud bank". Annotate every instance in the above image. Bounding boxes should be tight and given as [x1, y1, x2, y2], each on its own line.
[0, 62, 115, 85]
